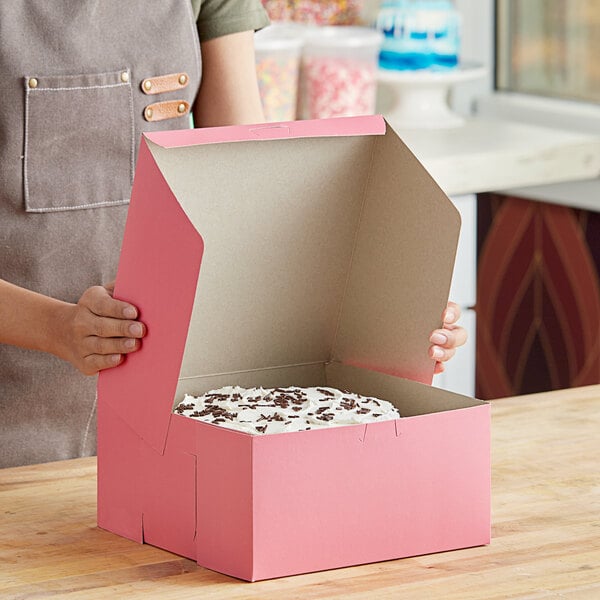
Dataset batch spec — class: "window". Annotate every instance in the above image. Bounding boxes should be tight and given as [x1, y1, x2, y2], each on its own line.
[496, 0, 600, 103]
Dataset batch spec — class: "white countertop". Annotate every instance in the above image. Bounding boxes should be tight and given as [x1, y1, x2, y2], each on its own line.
[391, 117, 600, 204]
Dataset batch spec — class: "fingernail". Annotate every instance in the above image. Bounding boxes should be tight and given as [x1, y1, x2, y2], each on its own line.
[111, 354, 122, 364]
[430, 333, 447, 345]
[123, 306, 137, 319]
[124, 338, 136, 349]
[444, 309, 456, 323]
[129, 323, 143, 336]
[432, 347, 444, 359]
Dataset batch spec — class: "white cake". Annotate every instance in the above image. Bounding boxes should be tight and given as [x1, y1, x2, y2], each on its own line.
[174, 386, 401, 435]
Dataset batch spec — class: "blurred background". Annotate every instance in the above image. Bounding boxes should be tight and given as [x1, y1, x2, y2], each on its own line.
[255, 0, 600, 400]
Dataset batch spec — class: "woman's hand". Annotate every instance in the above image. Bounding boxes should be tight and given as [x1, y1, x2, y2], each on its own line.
[429, 301, 467, 374]
[53, 284, 146, 375]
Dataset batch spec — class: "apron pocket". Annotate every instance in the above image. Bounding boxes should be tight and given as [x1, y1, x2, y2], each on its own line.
[23, 69, 134, 212]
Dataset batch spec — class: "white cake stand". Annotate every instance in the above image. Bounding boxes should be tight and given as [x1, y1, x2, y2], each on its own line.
[376, 62, 487, 129]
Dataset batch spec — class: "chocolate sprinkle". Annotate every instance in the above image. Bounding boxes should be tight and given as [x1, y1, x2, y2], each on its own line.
[175, 385, 401, 436]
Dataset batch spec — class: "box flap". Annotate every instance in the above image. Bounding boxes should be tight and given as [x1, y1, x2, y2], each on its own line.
[332, 128, 461, 382]
[100, 116, 460, 453]
[143, 115, 386, 148]
[97, 139, 203, 454]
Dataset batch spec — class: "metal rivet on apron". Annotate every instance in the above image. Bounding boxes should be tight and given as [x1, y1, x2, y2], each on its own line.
[178, 74, 187, 85]
[145, 107, 154, 120]
[28, 77, 38, 89]
[177, 103, 186, 114]
[143, 80, 152, 92]
[120, 71, 129, 83]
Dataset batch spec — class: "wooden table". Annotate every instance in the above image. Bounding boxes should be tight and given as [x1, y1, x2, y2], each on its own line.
[2, 386, 599, 599]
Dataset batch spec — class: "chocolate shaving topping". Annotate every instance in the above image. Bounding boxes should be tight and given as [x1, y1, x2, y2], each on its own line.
[317, 388, 335, 397]
[176, 385, 400, 435]
[317, 413, 334, 421]
[258, 413, 286, 423]
[341, 398, 357, 410]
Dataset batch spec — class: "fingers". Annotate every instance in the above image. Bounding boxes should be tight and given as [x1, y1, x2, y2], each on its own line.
[75, 330, 142, 376]
[81, 353, 123, 376]
[442, 301, 461, 326]
[429, 326, 467, 351]
[82, 316, 144, 376]
[429, 345, 456, 362]
[80, 285, 138, 320]
[77, 286, 145, 338]
[103, 281, 116, 295]
[63, 285, 147, 376]
[89, 316, 146, 340]
[86, 335, 142, 356]
[75, 330, 142, 375]
[430, 301, 468, 369]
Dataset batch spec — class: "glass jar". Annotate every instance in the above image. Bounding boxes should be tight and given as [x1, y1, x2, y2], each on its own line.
[299, 26, 383, 119]
[255, 24, 304, 122]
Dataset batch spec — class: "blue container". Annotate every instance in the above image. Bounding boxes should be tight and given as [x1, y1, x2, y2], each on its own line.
[376, 0, 461, 71]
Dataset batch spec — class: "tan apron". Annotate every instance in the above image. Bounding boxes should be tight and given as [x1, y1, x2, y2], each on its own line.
[0, 1, 201, 467]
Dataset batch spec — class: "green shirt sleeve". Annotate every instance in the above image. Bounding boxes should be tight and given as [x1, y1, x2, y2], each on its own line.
[191, 0, 270, 42]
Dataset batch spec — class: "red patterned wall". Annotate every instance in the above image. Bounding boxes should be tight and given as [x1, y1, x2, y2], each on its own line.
[476, 194, 600, 399]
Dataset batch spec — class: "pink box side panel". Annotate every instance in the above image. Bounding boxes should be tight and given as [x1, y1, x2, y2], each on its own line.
[250, 405, 490, 580]
[143, 115, 386, 148]
[139, 415, 198, 560]
[99, 139, 204, 454]
[96, 400, 143, 543]
[194, 422, 254, 581]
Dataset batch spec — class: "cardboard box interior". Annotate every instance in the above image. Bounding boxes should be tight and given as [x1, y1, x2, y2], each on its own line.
[138, 120, 463, 418]
[176, 361, 485, 420]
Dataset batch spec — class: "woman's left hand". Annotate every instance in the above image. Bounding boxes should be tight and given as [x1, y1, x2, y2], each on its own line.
[429, 301, 468, 374]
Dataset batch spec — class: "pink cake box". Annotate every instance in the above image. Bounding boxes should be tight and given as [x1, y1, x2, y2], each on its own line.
[97, 115, 490, 582]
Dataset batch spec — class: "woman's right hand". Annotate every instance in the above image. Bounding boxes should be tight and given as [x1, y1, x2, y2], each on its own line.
[53, 284, 146, 375]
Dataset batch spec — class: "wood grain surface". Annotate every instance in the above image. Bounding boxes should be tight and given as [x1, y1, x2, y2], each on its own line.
[1, 385, 599, 599]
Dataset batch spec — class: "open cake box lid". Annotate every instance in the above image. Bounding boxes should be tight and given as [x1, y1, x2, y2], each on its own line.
[98, 116, 461, 454]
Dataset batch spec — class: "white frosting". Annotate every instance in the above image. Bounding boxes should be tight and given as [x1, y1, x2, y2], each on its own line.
[174, 386, 401, 435]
